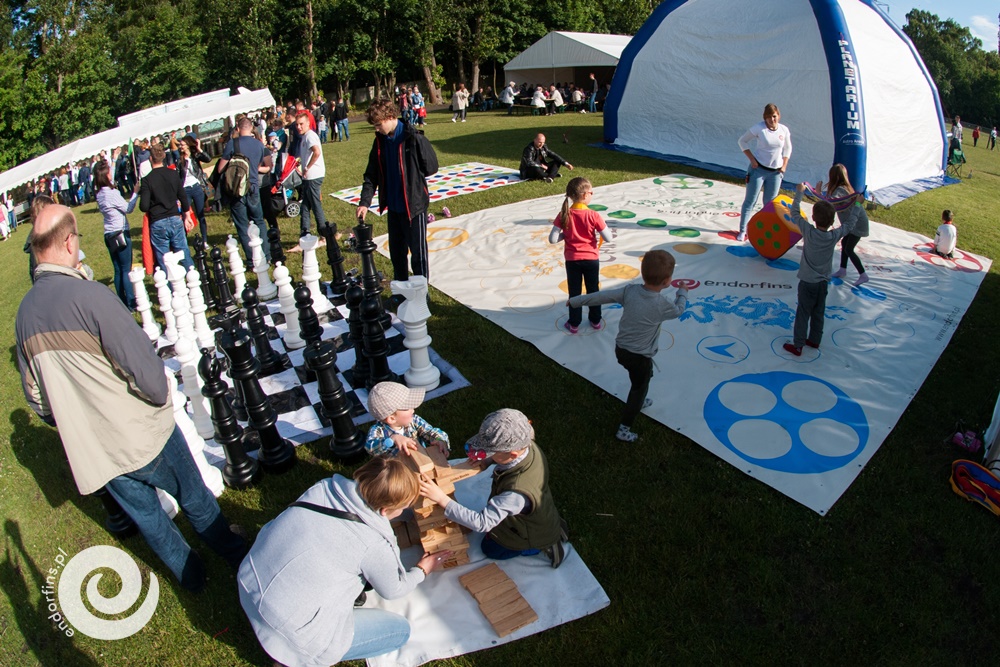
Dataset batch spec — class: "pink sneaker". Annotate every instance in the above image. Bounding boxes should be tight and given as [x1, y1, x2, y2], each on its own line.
[831, 267, 847, 279]
[591, 320, 603, 331]
[442, 207, 452, 218]
[564, 321, 579, 334]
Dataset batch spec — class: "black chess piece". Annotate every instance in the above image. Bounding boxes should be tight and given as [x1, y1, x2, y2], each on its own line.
[352, 221, 391, 330]
[93, 486, 137, 538]
[295, 283, 324, 346]
[320, 223, 349, 297]
[192, 236, 218, 310]
[267, 225, 286, 266]
[199, 348, 260, 488]
[303, 339, 366, 463]
[361, 295, 395, 389]
[218, 327, 297, 474]
[243, 285, 286, 376]
[345, 282, 369, 388]
[210, 246, 237, 314]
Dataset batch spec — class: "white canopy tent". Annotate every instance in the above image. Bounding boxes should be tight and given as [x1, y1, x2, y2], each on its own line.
[504, 31, 632, 86]
[0, 87, 276, 196]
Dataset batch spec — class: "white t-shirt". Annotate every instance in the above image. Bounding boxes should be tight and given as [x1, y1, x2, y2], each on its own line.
[298, 129, 325, 180]
[551, 90, 564, 107]
[182, 158, 200, 188]
[738, 121, 793, 169]
[934, 222, 957, 255]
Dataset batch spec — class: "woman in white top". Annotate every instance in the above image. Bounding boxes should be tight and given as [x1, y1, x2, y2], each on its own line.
[736, 103, 792, 241]
[451, 83, 469, 123]
[531, 86, 547, 111]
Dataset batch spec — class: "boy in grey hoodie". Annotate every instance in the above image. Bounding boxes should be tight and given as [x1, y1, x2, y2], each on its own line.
[783, 183, 854, 356]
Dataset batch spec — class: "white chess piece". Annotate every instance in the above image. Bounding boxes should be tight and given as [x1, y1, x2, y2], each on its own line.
[187, 268, 216, 350]
[163, 251, 190, 301]
[174, 336, 215, 440]
[390, 275, 441, 390]
[249, 223, 277, 300]
[166, 370, 224, 497]
[273, 262, 304, 349]
[156, 488, 179, 519]
[153, 267, 178, 343]
[129, 267, 161, 341]
[225, 235, 247, 304]
[172, 292, 197, 346]
[299, 233, 334, 316]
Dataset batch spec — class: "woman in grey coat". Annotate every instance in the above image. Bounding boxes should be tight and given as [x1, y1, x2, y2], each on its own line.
[238, 457, 448, 666]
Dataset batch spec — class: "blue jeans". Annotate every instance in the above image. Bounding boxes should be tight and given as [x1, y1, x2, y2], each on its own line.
[8, 210, 15, 230]
[148, 215, 193, 274]
[106, 426, 248, 591]
[341, 609, 411, 660]
[481, 534, 540, 560]
[105, 230, 136, 309]
[588, 92, 597, 113]
[337, 118, 350, 141]
[185, 185, 208, 244]
[320, 129, 328, 143]
[299, 178, 327, 236]
[739, 165, 784, 233]
[229, 189, 270, 263]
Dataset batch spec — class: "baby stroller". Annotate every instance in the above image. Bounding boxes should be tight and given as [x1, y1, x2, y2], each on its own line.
[268, 155, 302, 218]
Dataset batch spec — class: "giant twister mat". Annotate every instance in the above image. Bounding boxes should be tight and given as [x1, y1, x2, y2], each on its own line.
[376, 175, 991, 514]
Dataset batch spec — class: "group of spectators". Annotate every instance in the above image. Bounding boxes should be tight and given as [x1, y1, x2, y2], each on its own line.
[499, 75, 610, 115]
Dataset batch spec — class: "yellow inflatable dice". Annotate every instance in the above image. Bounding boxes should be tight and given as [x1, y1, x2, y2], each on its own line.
[748, 194, 802, 260]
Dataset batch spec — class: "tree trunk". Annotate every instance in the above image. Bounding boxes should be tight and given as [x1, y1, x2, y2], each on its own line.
[471, 60, 480, 93]
[306, 0, 317, 100]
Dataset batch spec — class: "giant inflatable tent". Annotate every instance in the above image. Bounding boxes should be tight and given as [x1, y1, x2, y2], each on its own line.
[603, 0, 947, 204]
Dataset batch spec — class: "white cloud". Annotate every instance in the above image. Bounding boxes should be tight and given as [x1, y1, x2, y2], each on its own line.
[969, 15, 997, 52]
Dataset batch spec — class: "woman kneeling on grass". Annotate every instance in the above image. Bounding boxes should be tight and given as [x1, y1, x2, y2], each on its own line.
[238, 457, 450, 667]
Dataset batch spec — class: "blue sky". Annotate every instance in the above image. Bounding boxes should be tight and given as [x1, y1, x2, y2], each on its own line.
[883, 1, 999, 52]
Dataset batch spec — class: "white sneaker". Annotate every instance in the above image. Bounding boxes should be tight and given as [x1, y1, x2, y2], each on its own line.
[451, 118, 456, 123]
[736, 231, 747, 242]
[461, 119, 466, 123]
[642, 398, 653, 408]
[616, 425, 638, 442]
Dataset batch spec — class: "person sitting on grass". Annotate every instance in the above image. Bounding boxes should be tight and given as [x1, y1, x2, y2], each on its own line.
[933, 209, 957, 259]
[519, 133, 574, 183]
[418, 408, 570, 568]
[567, 250, 688, 443]
[782, 183, 854, 357]
[364, 381, 449, 457]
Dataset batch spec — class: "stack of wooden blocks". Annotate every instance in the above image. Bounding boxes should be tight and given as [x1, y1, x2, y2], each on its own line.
[399, 447, 484, 568]
[459, 563, 538, 637]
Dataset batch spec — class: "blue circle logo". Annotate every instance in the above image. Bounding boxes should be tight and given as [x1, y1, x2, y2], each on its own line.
[703, 371, 868, 474]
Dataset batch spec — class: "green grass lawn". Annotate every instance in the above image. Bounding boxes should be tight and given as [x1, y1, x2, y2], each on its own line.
[2, 110, 999, 666]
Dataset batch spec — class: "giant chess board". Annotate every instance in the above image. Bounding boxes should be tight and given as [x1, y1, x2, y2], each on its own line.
[159, 296, 469, 467]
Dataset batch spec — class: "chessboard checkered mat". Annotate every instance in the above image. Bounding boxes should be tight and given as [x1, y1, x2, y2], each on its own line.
[329, 162, 523, 214]
[367, 462, 609, 667]
[374, 174, 991, 514]
[161, 298, 469, 465]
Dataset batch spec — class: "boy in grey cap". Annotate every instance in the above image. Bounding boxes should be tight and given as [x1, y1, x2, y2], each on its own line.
[364, 381, 449, 457]
[418, 408, 569, 568]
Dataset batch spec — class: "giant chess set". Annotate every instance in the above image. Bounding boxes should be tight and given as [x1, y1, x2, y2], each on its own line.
[126, 219, 469, 514]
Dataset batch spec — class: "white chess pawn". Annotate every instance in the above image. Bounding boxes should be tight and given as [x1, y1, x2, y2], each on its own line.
[249, 223, 277, 300]
[163, 251, 190, 301]
[166, 371, 224, 497]
[174, 336, 215, 440]
[225, 236, 247, 304]
[129, 267, 161, 341]
[273, 262, 304, 350]
[153, 267, 178, 343]
[186, 268, 216, 350]
[172, 292, 196, 346]
[390, 275, 441, 390]
[299, 233, 334, 316]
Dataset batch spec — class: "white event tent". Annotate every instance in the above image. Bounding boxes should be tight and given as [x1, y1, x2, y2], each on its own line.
[504, 31, 632, 85]
[0, 87, 276, 196]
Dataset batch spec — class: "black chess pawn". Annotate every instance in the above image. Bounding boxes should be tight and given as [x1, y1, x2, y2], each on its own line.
[243, 285, 286, 376]
[295, 283, 323, 346]
[219, 327, 297, 474]
[345, 282, 369, 389]
[352, 221, 392, 331]
[192, 236, 218, 310]
[267, 225, 286, 266]
[93, 486, 137, 538]
[320, 223, 349, 297]
[210, 246, 238, 314]
[303, 339, 366, 463]
[361, 295, 395, 389]
[199, 349, 260, 488]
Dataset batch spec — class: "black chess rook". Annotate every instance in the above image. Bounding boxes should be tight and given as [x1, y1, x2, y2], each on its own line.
[199, 348, 260, 489]
[303, 336, 366, 463]
[219, 328, 297, 474]
[361, 295, 395, 389]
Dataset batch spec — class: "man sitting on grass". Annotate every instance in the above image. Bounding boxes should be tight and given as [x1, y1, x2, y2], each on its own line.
[519, 133, 574, 184]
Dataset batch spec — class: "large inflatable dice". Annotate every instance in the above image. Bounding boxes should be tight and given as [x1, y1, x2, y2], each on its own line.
[748, 194, 802, 260]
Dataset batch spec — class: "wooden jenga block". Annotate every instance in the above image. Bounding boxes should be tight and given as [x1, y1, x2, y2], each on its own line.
[392, 521, 411, 548]
[470, 580, 517, 605]
[408, 447, 436, 475]
[434, 478, 456, 495]
[426, 446, 450, 468]
[490, 603, 538, 637]
[443, 523, 462, 534]
[459, 563, 506, 593]
[459, 562, 538, 636]
[405, 519, 422, 546]
[479, 586, 527, 617]
[414, 504, 436, 518]
[415, 512, 449, 531]
[442, 551, 469, 569]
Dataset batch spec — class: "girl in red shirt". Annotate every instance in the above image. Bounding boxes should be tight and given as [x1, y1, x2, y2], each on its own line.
[549, 177, 614, 333]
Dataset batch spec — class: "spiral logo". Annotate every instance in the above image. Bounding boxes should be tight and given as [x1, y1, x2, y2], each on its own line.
[57, 545, 159, 640]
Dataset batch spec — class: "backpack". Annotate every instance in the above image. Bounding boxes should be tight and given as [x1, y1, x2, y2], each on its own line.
[220, 136, 252, 199]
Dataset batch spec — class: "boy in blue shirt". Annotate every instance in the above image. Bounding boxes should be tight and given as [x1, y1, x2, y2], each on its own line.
[364, 381, 449, 457]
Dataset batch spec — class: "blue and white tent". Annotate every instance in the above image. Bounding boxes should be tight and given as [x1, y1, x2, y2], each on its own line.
[603, 0, 947, 204]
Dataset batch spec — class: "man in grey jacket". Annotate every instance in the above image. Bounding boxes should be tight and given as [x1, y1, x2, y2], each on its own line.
[15, 205, 247, 592]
